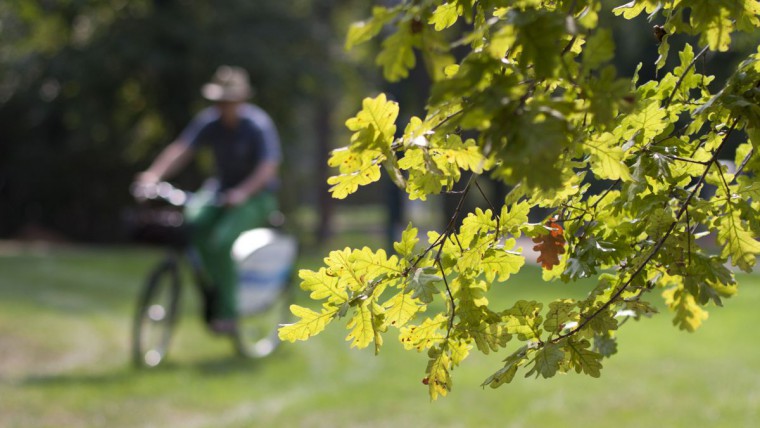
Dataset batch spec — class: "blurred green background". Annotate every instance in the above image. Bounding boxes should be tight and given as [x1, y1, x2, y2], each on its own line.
[2, 1, 760, 427]
[0, 0, 384, 244]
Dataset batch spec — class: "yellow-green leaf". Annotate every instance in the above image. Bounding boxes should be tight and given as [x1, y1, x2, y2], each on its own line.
[393, 223, 419, 258]
[459, 208, 496, 246]
[585, 132, 632, 181]
[327, 158, 383, 199]
[346, 301, 375, 349]
[383, 291, 423, 328]
[346, 6, 398, 50]
[499, 201, 531, 235]
[376, 25, 416, 81]
[400, 313, 448, 351]
[487, 24, 517, 59]
[716, 210, 760, 272]
[428, 2, 461, 31]
[583, 29, 614, 69]
[278, 305, 337, 342]
[623, 100, 668, 142]
[611, 0, 661, 20]
[663, 286, 709, 332]
[323, 248, 368, 291]
[299, 268, 347, 305]
[438, 136, 485, 174]
[482, 243, 525, 282]
[503, 300, 543, 341]
[425, 345, 452, 400]
[543, 299, 578, 333]
[448, 338, 471, 366]
[691, 2, 734, 52]
[345, 94, 399, 150]
[349, 246, 403, 279]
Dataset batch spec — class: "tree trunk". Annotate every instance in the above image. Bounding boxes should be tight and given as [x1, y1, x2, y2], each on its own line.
[315, 97, 333, 243]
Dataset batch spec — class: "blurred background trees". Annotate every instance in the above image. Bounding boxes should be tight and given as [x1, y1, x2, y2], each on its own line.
[1, 0, 757, 243]
[0, 0, 374, 242]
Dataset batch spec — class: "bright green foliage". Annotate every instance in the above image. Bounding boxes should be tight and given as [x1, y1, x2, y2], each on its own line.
[662, 285, 709, 332]
[716, 211, 760, 272]
[377, 23, 417, 81]
[429, 2, 462, 31]
[281, 0, 760, 399]
[344, 93, 399, 149]
[346, 6, 400, 50]
[584, 132, 632, 181]
[327, 94, 399, 198]
[279, 305, 337, 342]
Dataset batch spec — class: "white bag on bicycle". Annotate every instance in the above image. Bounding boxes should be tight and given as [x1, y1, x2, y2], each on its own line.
[231, 228, 297, 315]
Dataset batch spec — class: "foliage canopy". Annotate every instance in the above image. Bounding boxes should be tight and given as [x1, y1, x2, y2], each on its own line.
[280, 0, 760, 399]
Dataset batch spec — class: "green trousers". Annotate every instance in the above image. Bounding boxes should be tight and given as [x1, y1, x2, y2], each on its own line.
[184, 190, 277, 319]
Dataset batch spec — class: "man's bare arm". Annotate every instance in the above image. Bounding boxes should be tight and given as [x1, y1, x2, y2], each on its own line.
[223, 160, 279, 206]
[138, 141, 194, 183]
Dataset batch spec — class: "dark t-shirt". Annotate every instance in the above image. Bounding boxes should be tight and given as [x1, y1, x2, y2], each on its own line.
[179, 104, 281, 190]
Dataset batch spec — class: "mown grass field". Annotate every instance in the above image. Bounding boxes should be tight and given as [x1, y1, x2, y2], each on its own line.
[1, 240, 759, 428]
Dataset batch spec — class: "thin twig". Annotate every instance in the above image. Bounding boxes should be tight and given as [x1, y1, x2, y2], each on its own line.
[410, 175, 477, 338]
[665, 154, 710, 165]
[589, 179, 621, 211]
[433, 179, 476, 337]
[713, 158, 732, 196]
[409, 177, 474, 269]
[472, 179, 502, 242]
[436, 257, 456, 337]
[664, 44, 710, 109]
[686, 208, 692, 267]
[732, 147, 755, 182]
[472, 179, 496, 211]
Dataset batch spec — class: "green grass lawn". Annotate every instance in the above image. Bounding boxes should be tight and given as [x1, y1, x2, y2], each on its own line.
[1, 241, 759, 427]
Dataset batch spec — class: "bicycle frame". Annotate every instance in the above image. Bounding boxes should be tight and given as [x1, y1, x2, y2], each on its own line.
[176, 245, 218, 323]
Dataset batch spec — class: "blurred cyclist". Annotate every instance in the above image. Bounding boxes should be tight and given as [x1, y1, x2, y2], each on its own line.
[137, 65, 281, 334]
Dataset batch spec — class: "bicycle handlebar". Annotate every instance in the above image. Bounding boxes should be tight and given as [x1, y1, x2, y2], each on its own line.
[130, 181, 285, 227]
[131, 181, 191, 207]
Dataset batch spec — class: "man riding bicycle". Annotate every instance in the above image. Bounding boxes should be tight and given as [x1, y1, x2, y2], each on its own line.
[137, 65, 281, 334]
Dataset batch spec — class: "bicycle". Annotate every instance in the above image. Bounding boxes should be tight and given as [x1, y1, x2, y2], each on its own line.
[129, 181, 297, 367]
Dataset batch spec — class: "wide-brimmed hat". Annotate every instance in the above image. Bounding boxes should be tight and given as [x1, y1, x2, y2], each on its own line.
[201, 65, 253, 102]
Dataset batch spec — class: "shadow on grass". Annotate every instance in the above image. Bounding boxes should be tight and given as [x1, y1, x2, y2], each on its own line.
[19, 344, 300, 392]
[21, 369, 138, 388]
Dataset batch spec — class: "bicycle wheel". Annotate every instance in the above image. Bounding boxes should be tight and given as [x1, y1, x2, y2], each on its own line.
[231, 228, 297, 358]
[133, 258, 181, 368]
[234, 282, 292, 359]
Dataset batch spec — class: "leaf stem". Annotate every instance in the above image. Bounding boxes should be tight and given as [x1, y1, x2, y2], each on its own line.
[472, 178, 502, 242]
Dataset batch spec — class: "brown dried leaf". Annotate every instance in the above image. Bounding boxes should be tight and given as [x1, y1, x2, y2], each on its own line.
[532, 220, 566, 270]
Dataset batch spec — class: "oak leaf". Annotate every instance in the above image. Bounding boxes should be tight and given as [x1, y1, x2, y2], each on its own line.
[532, 220, 566, 270]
